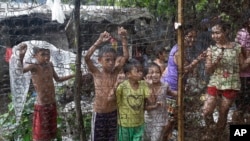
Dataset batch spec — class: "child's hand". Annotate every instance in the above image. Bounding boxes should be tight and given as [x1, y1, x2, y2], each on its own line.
[117, 74, 125, 84]
[197, 51, 207, 60]
[144, 75, 152, 85]
[156, 101, 163, 107]
[218, 48, 224, 59]
[118, 27, 127, 37]
[19, 43, 27, 59]
[98, 31, 111, 43]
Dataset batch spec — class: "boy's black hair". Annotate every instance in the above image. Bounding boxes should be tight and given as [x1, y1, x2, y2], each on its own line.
[183, 23, 197, 36]
[154, 46, 167, 57]
[98, 44, 117, 58]
[33, 47, 43, 55]
[33, 47, 50, 55]
[123, 58, 142, 74]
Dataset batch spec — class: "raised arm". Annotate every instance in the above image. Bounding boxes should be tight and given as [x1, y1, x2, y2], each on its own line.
[18, 43, 35, 73]
[115, 27, 129, 71]
[184, 51, 207, 73]
[84, 31, 111, 74]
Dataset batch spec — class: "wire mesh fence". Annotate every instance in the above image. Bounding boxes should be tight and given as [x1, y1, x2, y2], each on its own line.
[0, 0, 249, 141]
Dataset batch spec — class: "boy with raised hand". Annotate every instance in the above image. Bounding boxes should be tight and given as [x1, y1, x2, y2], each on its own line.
[84, 27, 129, 141]
[19, 44, 74, 141]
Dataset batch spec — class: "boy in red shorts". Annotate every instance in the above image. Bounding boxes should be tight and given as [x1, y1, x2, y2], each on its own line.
[19, 43, 74, 141]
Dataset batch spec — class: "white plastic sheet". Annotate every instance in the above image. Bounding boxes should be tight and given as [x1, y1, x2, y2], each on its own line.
[47, 0, 66, 24]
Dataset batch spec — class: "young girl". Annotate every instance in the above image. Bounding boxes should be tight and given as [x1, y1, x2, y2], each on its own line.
[116, 59, 150, 141]
[145, 63, 177, 141]
[202, 20, 246, 140]
[144, 63, 177, 141]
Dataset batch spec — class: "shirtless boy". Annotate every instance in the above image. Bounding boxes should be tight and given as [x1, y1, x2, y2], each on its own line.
[84, 27, 128, 141]
[19, 43, 74, 141]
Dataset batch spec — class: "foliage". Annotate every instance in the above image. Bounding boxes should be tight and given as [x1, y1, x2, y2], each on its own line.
[0, 94, 35, 140]
[195, 0, 208, 12]
[117, 0, 176, 17]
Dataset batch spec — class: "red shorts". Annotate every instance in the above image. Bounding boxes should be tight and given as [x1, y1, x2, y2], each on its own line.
[33, 103, 57, 140]
[207, 86, 238, 99]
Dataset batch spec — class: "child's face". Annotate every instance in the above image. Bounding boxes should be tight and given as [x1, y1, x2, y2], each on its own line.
[146, 66, 161, 84]
[35, 50, 50, 64]
[159, 51, 168, 61]
[127, 66, 143, 81]
[184, 30, 197, 48]
[211, 25, 226, 44]
[44, 49, 50, 63]
[98, 52, 116, 71]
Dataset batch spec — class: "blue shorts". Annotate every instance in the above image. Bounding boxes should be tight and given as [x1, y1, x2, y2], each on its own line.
[91, 110, 117, 141]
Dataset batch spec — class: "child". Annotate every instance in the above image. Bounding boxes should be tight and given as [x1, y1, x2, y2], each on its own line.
[116, 58, 150, 141]
[84, 27, 129, 141]
[144, 63, 177, 141]
[153, 46, 168, 74]
[19, 43, 75, 141]
[202, 20, 245, 140]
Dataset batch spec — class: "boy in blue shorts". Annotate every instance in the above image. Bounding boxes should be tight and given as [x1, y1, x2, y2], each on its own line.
[85, 27, 128, 141]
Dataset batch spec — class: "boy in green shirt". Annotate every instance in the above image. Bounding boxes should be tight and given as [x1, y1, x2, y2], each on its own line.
[116, 59, 150, 141]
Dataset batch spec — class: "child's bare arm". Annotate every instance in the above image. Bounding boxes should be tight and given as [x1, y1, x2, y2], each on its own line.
[18, 43, 35, 73]
[52, 63, 75, 82]
[115, 27, 129, 70]
[19, 43, 27, 64]
[84, 31, 111, 73]
[184, 50, 207, 72]
[168, 88, 177, 97]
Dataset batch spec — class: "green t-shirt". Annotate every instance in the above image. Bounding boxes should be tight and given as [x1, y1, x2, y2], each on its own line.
[116, 80, 150, 127]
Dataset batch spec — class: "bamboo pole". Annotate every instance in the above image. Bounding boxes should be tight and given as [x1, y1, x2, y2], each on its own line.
[177, 0, 184, 140]
[72, 0, 87, 140]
